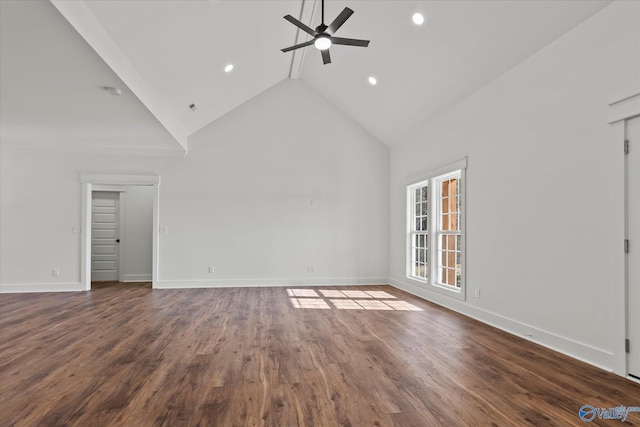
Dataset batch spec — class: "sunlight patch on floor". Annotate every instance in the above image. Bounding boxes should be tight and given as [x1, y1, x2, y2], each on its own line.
[330, 299, 363, 310]
[287, 289, 319, 298]
[290, 297, 331, 309]
[287, 289, 422, 311]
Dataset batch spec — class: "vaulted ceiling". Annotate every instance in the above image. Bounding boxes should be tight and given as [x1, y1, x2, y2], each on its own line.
[0, 0, 612, 155]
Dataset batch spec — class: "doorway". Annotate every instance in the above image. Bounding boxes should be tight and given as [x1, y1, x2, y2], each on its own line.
[626, 115, 640, 380]
[80, 174, 160, 290]
[608, 92, 640, 380]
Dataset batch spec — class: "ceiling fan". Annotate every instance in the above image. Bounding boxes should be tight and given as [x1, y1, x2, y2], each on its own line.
[281, 0, 370, 65]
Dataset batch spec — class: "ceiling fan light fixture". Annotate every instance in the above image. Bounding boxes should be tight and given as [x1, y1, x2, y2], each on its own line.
[281, 0, 369, 64]
[314, 35, 332, 50]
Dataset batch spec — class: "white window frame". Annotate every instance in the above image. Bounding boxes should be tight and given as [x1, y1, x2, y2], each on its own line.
[409, 182, 430, 281]
[406, 157, 467, 300]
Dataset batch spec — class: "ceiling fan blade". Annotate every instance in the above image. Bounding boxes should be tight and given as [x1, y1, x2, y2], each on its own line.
[284, 15, 317, 37]
[330, 37, 370, 48]
[327, 7, 353, 34]
[321, 49, 331, 65]
[281, 40, 315, 53]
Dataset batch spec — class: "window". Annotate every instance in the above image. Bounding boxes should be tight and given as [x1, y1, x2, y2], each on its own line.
[411, 185, 429, 280]
[436, 172, 462, 287]
[406, 158, 466, 299]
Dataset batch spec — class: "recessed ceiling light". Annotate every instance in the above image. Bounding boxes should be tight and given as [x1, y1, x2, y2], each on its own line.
[412, 12, 425, 25]
[368, 76, 377, 86]
[224, 64, 234, 73]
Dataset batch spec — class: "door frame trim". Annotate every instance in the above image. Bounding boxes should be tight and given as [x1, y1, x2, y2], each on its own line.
[80, 174, 160, 290]
[609, 92, 640, 378]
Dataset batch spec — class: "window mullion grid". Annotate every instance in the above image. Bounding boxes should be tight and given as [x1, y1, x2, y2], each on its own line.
[410, 183, 429, 281]
[437, 230, 460, 287]
[436, 173, 461, 288]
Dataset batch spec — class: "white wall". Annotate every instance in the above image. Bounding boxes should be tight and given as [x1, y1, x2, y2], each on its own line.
[121, 185, 153, 282]
[158, 79, 389, 287]
[389, 1, 639, 373]
[0, 79, 389, 291]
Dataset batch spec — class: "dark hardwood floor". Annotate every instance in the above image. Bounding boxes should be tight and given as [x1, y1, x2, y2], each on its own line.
[0, 283, 638, 426]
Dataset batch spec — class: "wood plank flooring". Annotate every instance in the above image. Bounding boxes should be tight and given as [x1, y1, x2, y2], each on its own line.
[1, 283, 639, 426]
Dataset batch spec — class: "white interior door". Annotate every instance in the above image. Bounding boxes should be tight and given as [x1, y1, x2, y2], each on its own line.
[91, 192, 120, 281]
[627, 116, 640, 379]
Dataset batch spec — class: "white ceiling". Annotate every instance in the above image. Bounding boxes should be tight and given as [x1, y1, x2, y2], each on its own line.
[301, 0, 613, 145]
[0, 0, 182, 156]
[0, 0, 612, 154]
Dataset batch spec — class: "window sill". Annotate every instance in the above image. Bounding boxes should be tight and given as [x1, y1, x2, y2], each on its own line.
[405, 276, 466, 301]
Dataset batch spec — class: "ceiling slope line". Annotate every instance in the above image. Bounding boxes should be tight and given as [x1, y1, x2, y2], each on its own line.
[288, 0, 317, 79]
[49, 0, 189, 153]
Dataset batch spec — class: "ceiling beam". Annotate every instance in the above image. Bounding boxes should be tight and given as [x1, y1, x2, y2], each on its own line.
[50, 0, 189, 153]
[288, 0, 317, 80]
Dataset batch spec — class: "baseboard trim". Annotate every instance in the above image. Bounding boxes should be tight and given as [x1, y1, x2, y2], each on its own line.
[123, 274, 152, 282]
[155, 277, 389, 289]
[0, 277, 387, 293]
[389, 277, 614, 372]
[0, 282, 85, 293]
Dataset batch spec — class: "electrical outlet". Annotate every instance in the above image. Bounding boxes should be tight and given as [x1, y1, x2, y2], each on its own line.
[474, 288, 480, 298]
[52, 268, 60, 277]
[208, 266, 214, 274]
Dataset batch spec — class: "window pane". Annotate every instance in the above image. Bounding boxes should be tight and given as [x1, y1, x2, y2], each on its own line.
[417, 263, 428, 278]
[421, 186, 428, 201]
[448, 235, 456, 251]
[415, 188, 421, 203]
